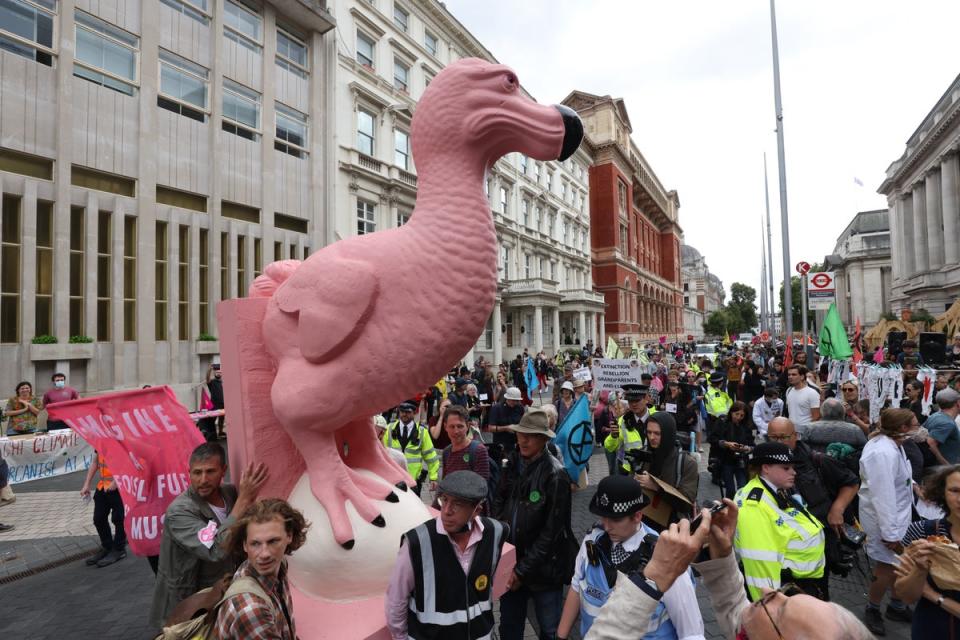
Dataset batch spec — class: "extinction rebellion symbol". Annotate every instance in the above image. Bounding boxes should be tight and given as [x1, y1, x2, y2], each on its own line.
[567, 420, 594, 465]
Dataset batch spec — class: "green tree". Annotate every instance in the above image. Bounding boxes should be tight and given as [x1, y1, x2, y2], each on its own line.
[727, 282, 758, 332]
[703, 308, 735, 337]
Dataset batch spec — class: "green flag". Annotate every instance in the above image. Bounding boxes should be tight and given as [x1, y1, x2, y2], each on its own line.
[818, 303, 852, 359]
[606, 336, 623, 359]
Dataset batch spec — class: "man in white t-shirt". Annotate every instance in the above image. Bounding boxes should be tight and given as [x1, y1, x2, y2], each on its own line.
[784, 365, 821, 427]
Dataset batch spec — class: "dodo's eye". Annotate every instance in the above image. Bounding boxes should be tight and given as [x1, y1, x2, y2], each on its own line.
[503, 73, 518, 91]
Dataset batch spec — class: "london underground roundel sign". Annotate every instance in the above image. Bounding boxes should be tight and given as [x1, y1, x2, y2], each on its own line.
[811, 272, 832, 288]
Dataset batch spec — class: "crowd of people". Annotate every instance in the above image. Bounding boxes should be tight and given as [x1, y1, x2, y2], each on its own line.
[6, 335, 960, 639]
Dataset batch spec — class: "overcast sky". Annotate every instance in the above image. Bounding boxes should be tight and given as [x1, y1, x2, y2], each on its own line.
[445, 0, 960, 311]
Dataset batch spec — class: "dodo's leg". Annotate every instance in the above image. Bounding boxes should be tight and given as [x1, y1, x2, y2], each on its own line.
[300, 429, 385, 549]
[335, 418, 414, 491]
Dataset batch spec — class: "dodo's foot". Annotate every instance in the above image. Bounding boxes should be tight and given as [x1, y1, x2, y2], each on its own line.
[346, 466, 400, 506]
[308, 471, 385, 549]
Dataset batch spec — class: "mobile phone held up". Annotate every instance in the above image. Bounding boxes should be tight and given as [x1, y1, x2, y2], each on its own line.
[689, 500, 728, 533]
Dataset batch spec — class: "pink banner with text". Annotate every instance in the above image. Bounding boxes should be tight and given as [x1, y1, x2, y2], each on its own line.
[46, 386, 205, 556]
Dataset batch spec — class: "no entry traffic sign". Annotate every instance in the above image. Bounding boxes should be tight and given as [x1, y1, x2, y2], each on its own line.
[807, 271, 836, 310]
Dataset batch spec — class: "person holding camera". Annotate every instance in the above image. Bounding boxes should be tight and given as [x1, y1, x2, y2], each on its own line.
[635, 413, 699, 524]
[709, 401, 754, 499]
[557, 475, 704, 640]
[584, 500, 873, 640]
[733, 442, 826, 602]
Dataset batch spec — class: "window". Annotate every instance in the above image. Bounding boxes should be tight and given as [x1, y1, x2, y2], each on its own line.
[394, 129, 409, 169]
[159, 0, 209, 25]
[424, 68, 434, 87]
[222, 79, 260, 139]
[155, 221, 168, 341]
[534, 205, 541, 230]
[275, 103, 307, 158]
[357, 199, 375, 235]
[424, 31, 437, 56]
[519, 154, 527, 174]
[236, 235, 246, 298]
[396, 210, 410, 226]
[547, 211, 555, 237]
[393, 58, 409, 92]
[501, 246, 511, 280]
[356, 30, 374, 67]
[484, 316, 493, 350]
[74, 10, 138, 95]
[274, 240, 282, 261]
[96, 210, 110, 341]
[253, 237, 262, 278]
[521, 200, 528, 227]
[524, 254, 532, 278]
[357, 109, 375, 155]
[123, 216, 136, 341]
[198, 228, 209, 334]
[178, 226, 189, 340]
[0, 195, 20, 343]
[684, 296, 689, 306]
[289, 244, 297, 259]
[220, 232, 229, 300]
[392, 4, 408, 32]
[223, 0, 260, 50]
[276, 28, 307, 75]
[547, 170, 553, 191]
[0, 0, 55, 66]
[158, 49, 208, 122]
[34, 200, 53, 336]
[562, 218, 568, 244]
[619, 222, 628, 254]
[617, 180, 627, 215]
[69, 207, 84, 337]
[534, 162, 541, 182]
[498, 187, 507, 214]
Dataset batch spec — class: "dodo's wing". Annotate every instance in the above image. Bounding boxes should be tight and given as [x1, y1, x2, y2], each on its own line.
[274, 258, 380, 363]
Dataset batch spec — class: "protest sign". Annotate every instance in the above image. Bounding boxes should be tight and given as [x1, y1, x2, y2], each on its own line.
[46, 386, 205, 556]
[1, 431, 95, 484]
[590, 358, 645, 392]
[572, 366, 592, 382]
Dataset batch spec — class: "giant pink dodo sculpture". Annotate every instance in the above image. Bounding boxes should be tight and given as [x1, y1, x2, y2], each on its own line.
[242, 58, 582, 549]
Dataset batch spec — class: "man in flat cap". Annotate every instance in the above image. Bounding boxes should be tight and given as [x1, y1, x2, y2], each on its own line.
[492, 409, 576, 640]
[604, 384, 651, 474]
[734, 442, 826, 601]
[383, 401, 439, 496]
[385, 471, 509, 640]
[557, 474, 704, 640]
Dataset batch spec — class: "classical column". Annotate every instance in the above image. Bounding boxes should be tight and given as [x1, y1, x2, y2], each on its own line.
[578, 311, 586, 346]
[465, 346, 475, 369]
[942, 151, 960, 265]
[848, 261, 865, 327]
[533, 305, 544, 354]
[889, 200, 902, 281]
[599, 313, 606, 346]
[926, 169, 945, 269]
[900, 193, 916, 276]
[552, 307, 560, 354]
[912, 183, 929, 273]
[492, 302, 502, 366]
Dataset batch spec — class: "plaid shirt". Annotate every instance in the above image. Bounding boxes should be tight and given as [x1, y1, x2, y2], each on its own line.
[213, 560, 296, 640]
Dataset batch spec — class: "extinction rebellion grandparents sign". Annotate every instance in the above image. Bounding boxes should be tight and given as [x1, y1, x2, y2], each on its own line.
[46, 386, 204, 556]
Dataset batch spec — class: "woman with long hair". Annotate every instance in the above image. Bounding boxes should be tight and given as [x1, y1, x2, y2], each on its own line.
[896, 464, 960, 639]
[709, 401, 754, 499]
[859, 408, 918, 635]
[5, 382, 41, 435]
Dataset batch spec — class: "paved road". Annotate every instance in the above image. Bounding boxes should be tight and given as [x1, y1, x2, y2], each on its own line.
[0, 450, 911, 640]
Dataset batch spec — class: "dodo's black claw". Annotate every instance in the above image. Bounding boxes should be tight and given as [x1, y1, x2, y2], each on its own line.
[372, 515, 386, 528]
[340, 539, 355, 550]
[395, 482, 408, 492]
[385, 492, 399, 503]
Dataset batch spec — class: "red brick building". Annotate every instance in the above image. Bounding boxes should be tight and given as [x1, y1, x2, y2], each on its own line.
[563, 91, 684, 343]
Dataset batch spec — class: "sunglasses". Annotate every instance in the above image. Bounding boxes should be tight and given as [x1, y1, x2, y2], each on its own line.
[758, 582, 805, 638]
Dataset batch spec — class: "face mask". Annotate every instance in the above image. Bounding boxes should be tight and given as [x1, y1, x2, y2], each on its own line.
[54, 380, 65, 389]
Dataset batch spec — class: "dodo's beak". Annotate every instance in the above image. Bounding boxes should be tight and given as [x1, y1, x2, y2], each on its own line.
[554, 104, 584, 162]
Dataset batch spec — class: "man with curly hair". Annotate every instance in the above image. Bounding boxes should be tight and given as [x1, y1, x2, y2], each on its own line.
[213, 498, 310, 640]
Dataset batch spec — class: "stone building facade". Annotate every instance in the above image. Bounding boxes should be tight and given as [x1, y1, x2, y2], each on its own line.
[0, 0, 335, 403]
[879, 72, 960, 315]
[563, 91, 683, 344]
[333, 0, 603, 366]
[823, 209, 892, 329]
[680, 244, 724, 340]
